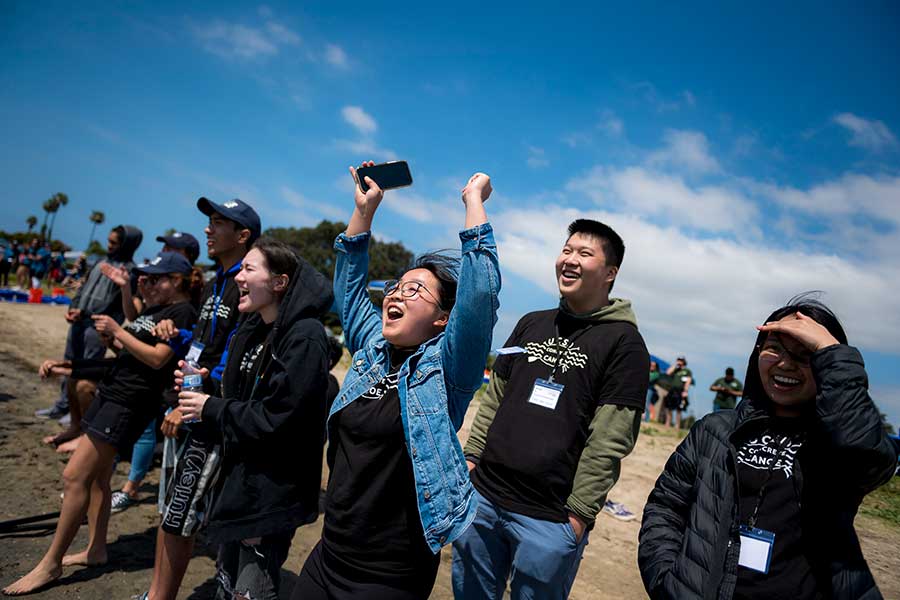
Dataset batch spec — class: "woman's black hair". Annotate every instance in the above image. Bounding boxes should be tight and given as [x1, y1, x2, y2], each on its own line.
[407, 251, 461, 313]
[742, 292, 848, 409]
[251, 237, 300, 290]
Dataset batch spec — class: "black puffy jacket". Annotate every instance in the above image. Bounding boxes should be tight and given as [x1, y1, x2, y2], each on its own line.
[638, 345, 896, 600]
[201, 256, 334, 544]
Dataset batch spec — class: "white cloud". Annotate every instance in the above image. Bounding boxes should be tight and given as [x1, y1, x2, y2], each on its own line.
[324, 44, 349, 68]
[279, 186, 344, 220]
[193, 17, 300, 60]
[562, 131, 592, 148]
[631, 82, 696, 112]
[764, 173, 900, 227]
[333, 138, 397, 162]
[341, 106, 377, 134]
[833, 113, 898, 152]
[648, 129, 720, 174]
[597, 110, 624, 137]
[526, 146, 549, 169]
[382, 190, 438, 223]
[566, 166, 757, 233]
[491, 203, 900, 360]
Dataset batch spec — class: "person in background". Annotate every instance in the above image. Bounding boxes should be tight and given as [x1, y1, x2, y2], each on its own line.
[291, 164, 499, 599]
[638, 296, 897, 600]
[454, 219, 648, 600]
[2, 253, 196, 596]
[156, 231, 200, 266]
[177, 238, 333, 600]
[710, 367, 743, 412]
[664, 356, 692, 429]
[645, 360, 661, 422]
[0, 240, 12, 287]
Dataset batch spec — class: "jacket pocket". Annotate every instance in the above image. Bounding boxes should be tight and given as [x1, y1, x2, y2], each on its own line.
[407, 366, 446, 415]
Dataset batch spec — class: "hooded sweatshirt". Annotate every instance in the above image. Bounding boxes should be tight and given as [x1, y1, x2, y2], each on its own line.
[72, 225, 143, 320]
[201, 256, 334, 544]
[466, 298, 649, 524]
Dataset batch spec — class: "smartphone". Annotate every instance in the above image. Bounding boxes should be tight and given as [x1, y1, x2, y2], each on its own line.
[355, 161, 413, 193]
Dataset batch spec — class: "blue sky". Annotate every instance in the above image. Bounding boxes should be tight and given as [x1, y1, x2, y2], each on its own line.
[3, 1, 900, 424]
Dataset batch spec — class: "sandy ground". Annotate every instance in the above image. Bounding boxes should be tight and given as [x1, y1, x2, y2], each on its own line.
[0, 302, 897, 599]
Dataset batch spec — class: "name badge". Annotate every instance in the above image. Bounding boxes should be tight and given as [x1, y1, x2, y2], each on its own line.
[495, 346, 526, 355]
[738, 525, 775, 573]
[186, 342, 205, 362]
[528, 378, 564, 410]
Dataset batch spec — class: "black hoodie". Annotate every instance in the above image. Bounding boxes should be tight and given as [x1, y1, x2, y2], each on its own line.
[201, 256, 334, 544]
[73, 225, 143, 320]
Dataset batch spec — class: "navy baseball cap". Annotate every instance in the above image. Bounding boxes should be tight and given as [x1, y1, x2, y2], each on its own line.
[156, 232, 200, 264]
[197, 197, 261, 242]
[135, 252, 193, 276]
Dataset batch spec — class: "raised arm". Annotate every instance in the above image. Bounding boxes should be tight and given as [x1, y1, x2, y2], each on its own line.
[332, 161, 388, 354]
[99, 262, 140, 322]
[441, 173, 501, 429]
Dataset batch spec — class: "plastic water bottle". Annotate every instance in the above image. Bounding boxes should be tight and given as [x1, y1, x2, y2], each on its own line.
[181, 360, 203, 423]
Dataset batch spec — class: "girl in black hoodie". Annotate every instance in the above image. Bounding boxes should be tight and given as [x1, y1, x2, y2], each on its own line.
[177, 238, 333, 600]
[639, 295, 897, 600]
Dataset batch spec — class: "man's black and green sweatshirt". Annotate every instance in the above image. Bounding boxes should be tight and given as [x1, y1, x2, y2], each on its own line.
[466, 298, 649, 525]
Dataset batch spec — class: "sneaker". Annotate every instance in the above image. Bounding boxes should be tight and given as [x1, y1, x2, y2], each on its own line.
[35, 407, 66, 420]
[111, 491, 137, 514]
[131, 593, 149, 600]
[58, 413, 71, 427]
[602, 499, 636, 522]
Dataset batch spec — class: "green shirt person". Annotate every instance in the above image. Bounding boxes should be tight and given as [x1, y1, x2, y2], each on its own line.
[710, 367, 743, 411]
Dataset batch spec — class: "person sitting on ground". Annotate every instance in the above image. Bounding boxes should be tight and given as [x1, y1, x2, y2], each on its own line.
[2, 252, 197, 597]
[291, 164, 500, 599]
[710, 366, 743, 412]
[35, 226, 142, 424]
[176, 237, 333, 600]
[638, 295, 898, 600]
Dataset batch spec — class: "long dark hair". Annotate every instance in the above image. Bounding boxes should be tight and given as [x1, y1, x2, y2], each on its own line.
[742, 292, 848, 409]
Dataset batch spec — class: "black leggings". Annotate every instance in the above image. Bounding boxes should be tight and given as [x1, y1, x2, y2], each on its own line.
[291, 540, 438, 600]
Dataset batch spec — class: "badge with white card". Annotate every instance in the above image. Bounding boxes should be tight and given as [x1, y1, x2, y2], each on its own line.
[186, 342, 205, 363]
[528, 378, 564, 410]
[495, 346, 526, 355]
[738, 525, 775, 573]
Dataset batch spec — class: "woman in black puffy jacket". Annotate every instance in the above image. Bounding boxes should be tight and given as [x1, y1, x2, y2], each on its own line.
[638, 295, 897, 600]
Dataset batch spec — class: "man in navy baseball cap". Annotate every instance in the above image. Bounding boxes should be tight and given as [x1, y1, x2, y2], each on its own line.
[156, 232, 200, 265]
[197, 197, 261, 244]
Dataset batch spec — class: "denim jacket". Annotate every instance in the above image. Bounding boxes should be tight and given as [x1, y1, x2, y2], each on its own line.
[330, 222, 501, 553]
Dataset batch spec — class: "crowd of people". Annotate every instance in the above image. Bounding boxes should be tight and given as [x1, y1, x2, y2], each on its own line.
[0, 238, 71, 290]
[2, 161, 897, 600]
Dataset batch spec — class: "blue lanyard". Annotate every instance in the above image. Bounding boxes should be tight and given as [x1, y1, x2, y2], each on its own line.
[209, 260, 242, 341]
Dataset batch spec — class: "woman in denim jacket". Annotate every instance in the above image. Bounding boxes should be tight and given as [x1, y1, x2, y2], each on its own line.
[292, 162, 501, 599]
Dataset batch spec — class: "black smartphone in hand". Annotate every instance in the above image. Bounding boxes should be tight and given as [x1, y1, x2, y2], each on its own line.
[356, 161, 413, 193]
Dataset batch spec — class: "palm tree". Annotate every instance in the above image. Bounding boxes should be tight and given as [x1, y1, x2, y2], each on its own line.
[88, 211, 105, 248]
[40, 198, 56, 240]
[46, 192, 69, 244]
[26, 216, 37, 233]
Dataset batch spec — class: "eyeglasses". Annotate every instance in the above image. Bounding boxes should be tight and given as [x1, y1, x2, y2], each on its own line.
[146, 274, 171, 285]
[757, 341, 812, 367]
[383, 279, 444, 310]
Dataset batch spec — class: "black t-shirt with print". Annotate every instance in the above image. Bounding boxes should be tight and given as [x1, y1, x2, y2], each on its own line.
[322, 347, 438, 581]
[98, 302, 197, 408]
[734, 419, 819, 600]
[194, 264, 242, 371]
[472, 308, 649, 522]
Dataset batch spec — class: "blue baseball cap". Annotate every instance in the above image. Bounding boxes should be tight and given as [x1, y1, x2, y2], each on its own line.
[135, 252, 193, 275]
[156, 231, 200, 264]
[197, 197, 261, 242]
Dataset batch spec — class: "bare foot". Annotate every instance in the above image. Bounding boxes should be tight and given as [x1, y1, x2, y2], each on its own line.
[2, 562, 62, 595]
[61, 548, 107, 567]
[55, 435, 83, 454]
[42, 434, 59, 446]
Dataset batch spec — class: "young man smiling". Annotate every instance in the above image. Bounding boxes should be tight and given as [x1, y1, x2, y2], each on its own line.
[452, 219, 649, 600]
[145, 196, 260, 600]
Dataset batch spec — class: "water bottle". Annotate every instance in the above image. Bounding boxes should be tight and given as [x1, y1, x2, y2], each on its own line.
[181, 359, 203, 423]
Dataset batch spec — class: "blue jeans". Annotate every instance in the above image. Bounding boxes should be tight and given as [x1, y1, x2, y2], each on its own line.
[451, 490, 589, 600]
[128, 419, 156, 483]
